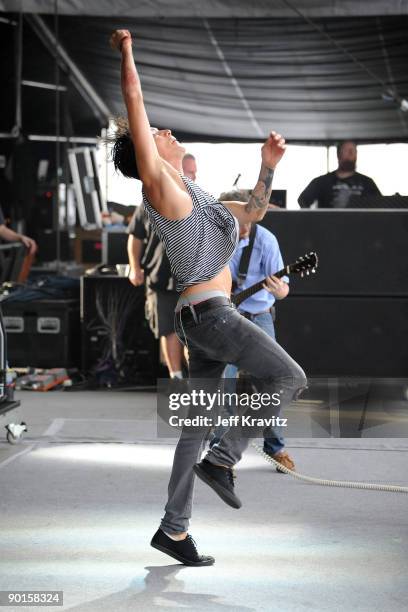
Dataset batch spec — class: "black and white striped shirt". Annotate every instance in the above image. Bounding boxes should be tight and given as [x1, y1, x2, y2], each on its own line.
[142, 175, 239, 292]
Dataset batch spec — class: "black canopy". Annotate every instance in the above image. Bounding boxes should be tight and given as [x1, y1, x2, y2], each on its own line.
[1, 1, 407, 18]
[1, 1, 408, 142]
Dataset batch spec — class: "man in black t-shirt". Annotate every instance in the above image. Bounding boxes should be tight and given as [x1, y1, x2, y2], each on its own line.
[298, 141, 381, 209]
[127, 205, 183, 379]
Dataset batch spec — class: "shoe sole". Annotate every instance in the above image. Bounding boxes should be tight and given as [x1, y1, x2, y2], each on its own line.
[193, 464, 242, 509]
[150, 540, 214, 566]
[275, 464, 295, 473]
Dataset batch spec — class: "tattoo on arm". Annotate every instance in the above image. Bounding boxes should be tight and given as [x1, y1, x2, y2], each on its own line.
[245, 165, 274, 214]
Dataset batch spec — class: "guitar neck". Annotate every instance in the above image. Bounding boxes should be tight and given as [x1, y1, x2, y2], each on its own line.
[232, 266, 287, 308]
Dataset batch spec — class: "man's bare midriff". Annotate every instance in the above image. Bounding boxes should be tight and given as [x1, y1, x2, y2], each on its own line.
[181, 265, 232, 298]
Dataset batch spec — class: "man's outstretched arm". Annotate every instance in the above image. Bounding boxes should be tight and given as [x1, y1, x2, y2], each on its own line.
[111, 29, 193, 220]
[111, 29, 161, 188]
[223, 131, 286, 224]
[0, 224, 37, 255]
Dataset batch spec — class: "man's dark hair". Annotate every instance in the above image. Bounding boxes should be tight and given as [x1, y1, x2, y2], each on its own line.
[219, 188, 250, 203]
[111, 117, 140, 180]
[336, 140, 356, 157]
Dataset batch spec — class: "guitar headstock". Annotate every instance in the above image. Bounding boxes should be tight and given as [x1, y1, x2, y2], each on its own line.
[289, 251, 318, 277]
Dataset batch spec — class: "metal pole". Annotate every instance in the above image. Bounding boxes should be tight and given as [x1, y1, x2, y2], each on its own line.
[54, 0, 61, 271]
[14, 12, 23, 136]
[25, 14, 111, 125]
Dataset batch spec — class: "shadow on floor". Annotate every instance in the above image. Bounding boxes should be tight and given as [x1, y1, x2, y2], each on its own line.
[66, 564, 255, 612]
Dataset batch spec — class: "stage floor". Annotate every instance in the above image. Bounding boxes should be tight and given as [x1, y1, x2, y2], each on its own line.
[0, 390, 407, 612]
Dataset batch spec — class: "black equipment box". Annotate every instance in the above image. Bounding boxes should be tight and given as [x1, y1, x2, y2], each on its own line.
[2, 299, 81, 368]
[81, 275, 160, 385]
[276, 295, 408, 377]
[261, 210, 408, 296]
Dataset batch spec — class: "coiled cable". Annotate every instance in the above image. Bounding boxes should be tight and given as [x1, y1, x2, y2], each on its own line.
[251, 442, 408, 494]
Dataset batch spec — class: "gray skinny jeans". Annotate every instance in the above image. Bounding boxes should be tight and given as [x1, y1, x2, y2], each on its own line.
[160, 301, 307, 534]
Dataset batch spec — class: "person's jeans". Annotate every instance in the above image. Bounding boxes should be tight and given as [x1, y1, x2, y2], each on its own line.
[212, 311, 285, 455]
[160, 301, 307, 534]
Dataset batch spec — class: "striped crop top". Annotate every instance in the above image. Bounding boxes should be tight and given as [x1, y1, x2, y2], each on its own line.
[142, 175, 239, 292]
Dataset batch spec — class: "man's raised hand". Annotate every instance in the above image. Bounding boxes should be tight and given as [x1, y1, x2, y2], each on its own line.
[110, 29, 132, 52]
[261, 131, 286, 170]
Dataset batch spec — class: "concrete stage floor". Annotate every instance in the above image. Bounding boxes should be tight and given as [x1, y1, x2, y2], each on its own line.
[0, 390, 407, 612]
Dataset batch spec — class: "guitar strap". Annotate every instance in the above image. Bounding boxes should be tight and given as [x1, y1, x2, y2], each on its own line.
[237, 223, 257, 287]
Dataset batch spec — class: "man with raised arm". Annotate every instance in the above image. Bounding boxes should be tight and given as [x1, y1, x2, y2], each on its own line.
[110, 29, 307, 566]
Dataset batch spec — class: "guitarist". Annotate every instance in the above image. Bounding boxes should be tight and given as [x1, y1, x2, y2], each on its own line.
[210, 189, 295, 472]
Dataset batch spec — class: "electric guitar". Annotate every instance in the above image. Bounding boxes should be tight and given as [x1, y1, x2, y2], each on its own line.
[232, 251, 318, 308]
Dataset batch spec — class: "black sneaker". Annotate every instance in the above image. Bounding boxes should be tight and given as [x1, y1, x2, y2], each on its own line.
[193, 459, 242, 509]
[150, 529, 215, 566]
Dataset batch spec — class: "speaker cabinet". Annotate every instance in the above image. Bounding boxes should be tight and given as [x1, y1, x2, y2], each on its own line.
[261, 210, 408, 296]
[276, 296, 408, 377]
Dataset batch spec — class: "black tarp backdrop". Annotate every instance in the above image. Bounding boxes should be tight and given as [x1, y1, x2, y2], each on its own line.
[1, 1, 408, 19]
[1, 1, 408, 142]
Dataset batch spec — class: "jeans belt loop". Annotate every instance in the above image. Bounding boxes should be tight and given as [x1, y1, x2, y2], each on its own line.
[188, 304, 199, 324]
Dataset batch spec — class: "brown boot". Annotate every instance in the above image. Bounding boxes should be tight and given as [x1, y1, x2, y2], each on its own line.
[268, 450, 296, 473]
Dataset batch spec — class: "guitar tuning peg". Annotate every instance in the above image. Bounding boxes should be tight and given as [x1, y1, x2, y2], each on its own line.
[306, 270, 310, 275]
[312, 268, 316, 273]
[301, 272, 304, 278]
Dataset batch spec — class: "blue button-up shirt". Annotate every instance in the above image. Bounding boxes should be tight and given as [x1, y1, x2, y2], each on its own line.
[229, 224, 288, 314]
